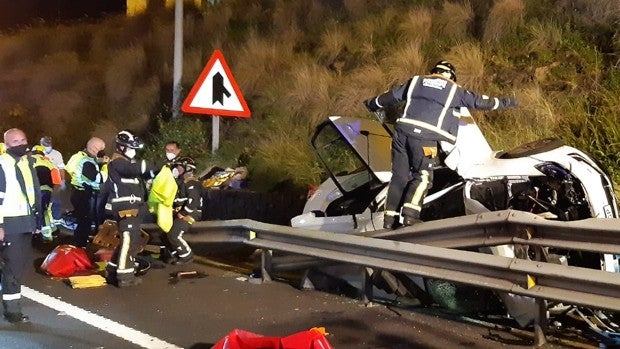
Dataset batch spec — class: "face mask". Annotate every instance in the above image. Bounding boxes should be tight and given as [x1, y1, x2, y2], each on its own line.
[44, 146, 52, 154]
[171, 167, 180, 178]
[7, 144, 28, 157]
[125, 148, 136, 159]
[166, 152, 177, 161]
[96, 150, 106, 158]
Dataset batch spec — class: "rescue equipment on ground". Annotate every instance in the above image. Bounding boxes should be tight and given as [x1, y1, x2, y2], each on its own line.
[68, 275, 107, 288]
[211, 327, 333, 349]
[40, 245, 96, 277]
[91, 219, 149, 251]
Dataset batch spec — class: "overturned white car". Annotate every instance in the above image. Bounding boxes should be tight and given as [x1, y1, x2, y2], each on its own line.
[291, 111, 619, 328]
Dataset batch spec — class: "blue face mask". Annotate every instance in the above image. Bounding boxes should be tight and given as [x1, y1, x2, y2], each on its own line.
[44, 146, 52, 154]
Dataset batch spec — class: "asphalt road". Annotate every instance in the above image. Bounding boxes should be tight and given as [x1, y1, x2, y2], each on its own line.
[0, 233, 600, 349]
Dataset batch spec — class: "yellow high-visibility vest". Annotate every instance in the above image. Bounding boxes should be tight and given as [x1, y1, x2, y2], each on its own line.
[147, 166, 178, 232]
[0, 153, 37, 224]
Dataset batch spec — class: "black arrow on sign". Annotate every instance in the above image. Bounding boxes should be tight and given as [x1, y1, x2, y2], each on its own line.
[212, 72, 231, 106]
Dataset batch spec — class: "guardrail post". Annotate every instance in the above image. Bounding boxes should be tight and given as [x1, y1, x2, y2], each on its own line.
[534, 298, 548, 347]
[362, 268, 373, 305]
[533, 245, 548, 347]
[261, 249, 273, 283]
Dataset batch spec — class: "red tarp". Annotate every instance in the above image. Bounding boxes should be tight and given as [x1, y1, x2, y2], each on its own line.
[40, 244, 96, 277]
[212, 327, 333, 349]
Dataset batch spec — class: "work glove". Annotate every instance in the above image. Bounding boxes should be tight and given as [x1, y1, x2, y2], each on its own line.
[503, 95, 518, 108]
[363, 98, 380, 112]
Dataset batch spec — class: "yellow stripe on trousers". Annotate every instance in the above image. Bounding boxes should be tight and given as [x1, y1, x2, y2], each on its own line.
[407, 169, 430, 211]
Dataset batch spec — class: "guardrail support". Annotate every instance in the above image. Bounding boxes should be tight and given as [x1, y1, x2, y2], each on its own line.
[261, 249, 273, 283]
[533, 246, 548, 347]
[362, 268, 374, 305]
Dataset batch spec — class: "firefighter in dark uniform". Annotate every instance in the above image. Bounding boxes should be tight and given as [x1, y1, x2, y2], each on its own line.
[0, 128, 42, 323]
[364, 61, 518, 229]
[104, 130, 160, 287]
[162, 156, 202, 264]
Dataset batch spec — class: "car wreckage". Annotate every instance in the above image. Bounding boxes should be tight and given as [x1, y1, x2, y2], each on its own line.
[290, 110, 619, 337]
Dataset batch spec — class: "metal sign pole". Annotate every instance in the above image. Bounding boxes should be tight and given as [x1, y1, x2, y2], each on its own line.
[212, 115, 220, 154]
[172, 0, 184, 119]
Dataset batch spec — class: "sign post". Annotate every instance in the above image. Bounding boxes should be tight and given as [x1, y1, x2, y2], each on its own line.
[182, 50, 251, 153]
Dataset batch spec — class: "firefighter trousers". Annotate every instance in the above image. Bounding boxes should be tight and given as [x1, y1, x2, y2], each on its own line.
[385, 128, 437, 221]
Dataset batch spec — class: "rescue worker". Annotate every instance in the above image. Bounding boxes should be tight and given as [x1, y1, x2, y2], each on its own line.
[364, 60, 518, 229]
[66, 137, 106, 247]
[164, 141, 182, 162]
[0, 128, 42, 323]
[105, 130, 160, 287]
[39, 136, 66, 223]
[162, 156, 202, 264]
[31, 145, 62, 241]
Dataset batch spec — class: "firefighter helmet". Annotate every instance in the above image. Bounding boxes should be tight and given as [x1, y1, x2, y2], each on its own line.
[171, 156, 196, 172]
[430, 60, 457, 82]
[115, 130, 144, 150]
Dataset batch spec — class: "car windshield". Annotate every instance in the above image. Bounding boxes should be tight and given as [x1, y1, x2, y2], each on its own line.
[313, 120, 379, 193]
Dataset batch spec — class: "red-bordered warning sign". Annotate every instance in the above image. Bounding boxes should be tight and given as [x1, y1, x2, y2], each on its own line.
[182, 50, 251, 118]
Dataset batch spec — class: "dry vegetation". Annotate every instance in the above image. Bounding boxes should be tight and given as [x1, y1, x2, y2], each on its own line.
[0, 0, 619, 192]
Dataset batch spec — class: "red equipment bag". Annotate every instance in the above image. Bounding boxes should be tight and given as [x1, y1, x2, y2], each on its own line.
[211, 327, 333, 349]
[40, 244, 96, 277]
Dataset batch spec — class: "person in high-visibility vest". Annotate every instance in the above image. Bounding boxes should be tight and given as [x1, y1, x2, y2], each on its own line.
[0, 128, 42, 323]
[31, 145, 62, 241]
[66, 137, 106, 247]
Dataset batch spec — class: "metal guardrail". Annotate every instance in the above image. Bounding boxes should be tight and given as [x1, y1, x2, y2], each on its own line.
[142, 209, 620, 313]
[368, 209, 620, 254]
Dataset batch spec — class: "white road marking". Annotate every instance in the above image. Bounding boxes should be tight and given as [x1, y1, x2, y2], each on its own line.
[22, 286, 183, 349]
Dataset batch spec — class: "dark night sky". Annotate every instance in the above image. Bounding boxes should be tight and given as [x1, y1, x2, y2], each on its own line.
[0, 0, 126, 29]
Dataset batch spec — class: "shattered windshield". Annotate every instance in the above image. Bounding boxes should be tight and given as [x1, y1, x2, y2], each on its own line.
[313, 121, 375, 193]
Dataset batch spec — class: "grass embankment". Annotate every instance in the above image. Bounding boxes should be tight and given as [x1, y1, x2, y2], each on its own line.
[0, 0, 618, 194]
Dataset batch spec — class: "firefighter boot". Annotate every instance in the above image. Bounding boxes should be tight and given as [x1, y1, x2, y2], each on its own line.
[172, 251, 194, 265]
[403, 216, 422, 226]
[383, 214, 398, 230]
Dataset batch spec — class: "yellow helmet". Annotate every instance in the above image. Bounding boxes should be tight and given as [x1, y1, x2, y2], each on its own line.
[32, 144, 47, 155]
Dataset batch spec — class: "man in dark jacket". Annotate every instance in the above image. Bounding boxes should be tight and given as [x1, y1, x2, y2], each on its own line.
[0, 128, 42, 323]
[161, 156, 202, 264]
[104, 130, 160, 287]
[364, 60, 518, 229]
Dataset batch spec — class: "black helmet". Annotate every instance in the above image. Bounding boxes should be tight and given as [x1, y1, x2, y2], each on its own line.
[171, 156, 196, 172]
[115, 130, 144, 149]
[430, 60, 457, 82]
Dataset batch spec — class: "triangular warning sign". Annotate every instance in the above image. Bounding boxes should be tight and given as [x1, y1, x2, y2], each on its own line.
[182, 50, 251, 118]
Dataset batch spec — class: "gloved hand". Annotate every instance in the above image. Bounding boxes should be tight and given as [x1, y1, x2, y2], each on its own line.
[503, 96, 518, 108]
[363, 98, 380, 112]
